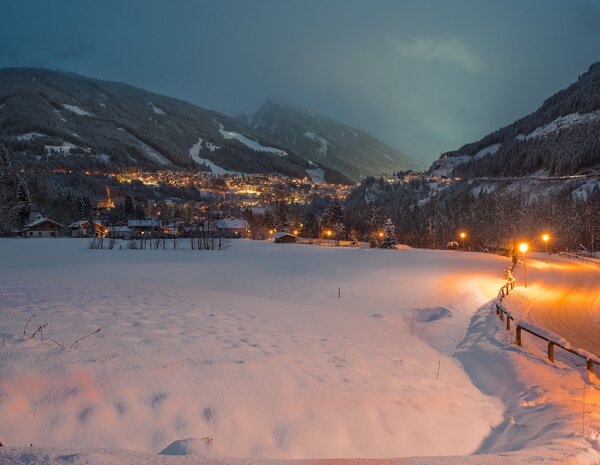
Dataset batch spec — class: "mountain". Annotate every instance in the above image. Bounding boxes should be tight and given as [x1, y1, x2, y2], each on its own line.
[0, 68, 348, 183]
[429, 62, 600, 178]
[237, 98, 423, 182]
[344, 62, 600, 252]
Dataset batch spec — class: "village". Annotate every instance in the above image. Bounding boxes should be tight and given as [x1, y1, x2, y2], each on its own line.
[13, 167, 356, 243]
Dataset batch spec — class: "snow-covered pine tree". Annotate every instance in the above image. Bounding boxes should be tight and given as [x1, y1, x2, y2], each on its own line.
[263, 209, 276, 230]
[13, 175, 32, 228]
[0, 144, 19, 232]
[274, 202, 290, 231]
[380, 218, 397, 248]
[323, 197, 345, 245]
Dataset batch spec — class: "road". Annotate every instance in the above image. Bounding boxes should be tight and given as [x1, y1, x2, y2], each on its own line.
[506, 253, 600, 357]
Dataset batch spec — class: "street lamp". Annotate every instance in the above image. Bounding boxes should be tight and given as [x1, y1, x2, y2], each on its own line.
[459, 231, 467, 251]
[541, 233, 550, 254]
[519, 242, 529, 288]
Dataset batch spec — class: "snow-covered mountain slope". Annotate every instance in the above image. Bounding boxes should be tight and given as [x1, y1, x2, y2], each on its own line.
[0, 68, 344, 181]
[431, 62, 600, 178]
[238, 98, 423, 182]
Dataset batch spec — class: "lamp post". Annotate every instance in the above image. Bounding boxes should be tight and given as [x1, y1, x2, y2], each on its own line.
[519, 242, 529, 288]
[459, 231, 467, 251]
[541, 233, 550, 255]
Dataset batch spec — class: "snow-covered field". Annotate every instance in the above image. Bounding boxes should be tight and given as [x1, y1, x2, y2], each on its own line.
[0, 240, 597, 464]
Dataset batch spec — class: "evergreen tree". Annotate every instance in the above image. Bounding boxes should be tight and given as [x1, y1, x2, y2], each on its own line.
[13, 175, 32, 228]
[323, 197, 345, 245]
[263, 209, 276, 230]
[124, 195, 135, 219]
[380, 218, 397, 248]
[274, 202, 290, 231]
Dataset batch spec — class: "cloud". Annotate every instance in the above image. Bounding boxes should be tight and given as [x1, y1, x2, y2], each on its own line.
[393, 36, 484, 72]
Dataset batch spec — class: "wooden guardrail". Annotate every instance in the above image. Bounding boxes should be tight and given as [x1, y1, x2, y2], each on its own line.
[494, 264, 599, 375]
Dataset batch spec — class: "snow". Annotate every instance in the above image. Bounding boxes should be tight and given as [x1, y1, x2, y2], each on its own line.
[45, 141, 77, 154]
[14, 132, 47, 141]
[218, 122, 287, 157]
[429, 155, 470, 176]
[189, 138, 238, 176]
[516, 110, 600, 141]
[63, 104, 93, 117]
[0, 240, 597, 465]
[0, 102, 6, 110]
[305, 167, 325, 184]
[125, 133, 170, 166]
[304, 131, 329, 157]
[214, 219, 249, 229]
[148, 102, 166, 115]
[474, 143, 501, 159]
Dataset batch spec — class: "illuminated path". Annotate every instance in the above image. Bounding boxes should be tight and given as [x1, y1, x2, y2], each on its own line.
[506, 253, 600, 357]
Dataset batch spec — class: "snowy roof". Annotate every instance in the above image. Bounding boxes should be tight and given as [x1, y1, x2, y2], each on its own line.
[24, 217, 64, 229]
[274, 231, 296, 239]
[215, 219, 249, 229]
[68, 219, 104, 228]
[128, 219, 161, 227]
[108, 226, 133, 232]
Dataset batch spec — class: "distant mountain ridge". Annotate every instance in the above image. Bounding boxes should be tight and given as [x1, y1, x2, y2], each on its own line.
[0, 68, 349, 183]
[238, 98, 423, 181]
[430, 62, 600, 178]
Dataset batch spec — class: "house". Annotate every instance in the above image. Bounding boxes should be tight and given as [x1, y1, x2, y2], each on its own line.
[22, 218, 65, 238]
[68, 220, 106, 238]
[108, 226, 133, 239]
[215, 218, 250, 238]
[274, 231, 297, 243]
[128, 218, 161, 235]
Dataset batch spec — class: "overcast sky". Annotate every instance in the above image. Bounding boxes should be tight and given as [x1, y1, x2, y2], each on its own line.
[1, 0, 599, 163]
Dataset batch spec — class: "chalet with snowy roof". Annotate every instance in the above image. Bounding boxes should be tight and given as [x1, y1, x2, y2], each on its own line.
[68, 219, 106, 238]
[22, 218, 65, 238]
[128, 218, 161, 235]
[274, 231, 297, 243]
[108, 226, 133, 239]
[215, 218, 250, 237]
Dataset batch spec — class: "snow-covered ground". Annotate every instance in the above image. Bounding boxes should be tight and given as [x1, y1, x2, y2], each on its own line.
[218, 122, 287, 156]
[0, 240, 597, 464]
[189, 138, 239, 176]
[516, 110, 600, 141]
[62, 104, 93, 117]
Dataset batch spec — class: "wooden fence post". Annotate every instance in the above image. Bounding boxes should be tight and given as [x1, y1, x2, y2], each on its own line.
[506, 316, 510, 331]
[548, 342, 554, 363]
[587, 359, 594, 374]
[499, 310, 504, 321]
[516, 326, 522, 346]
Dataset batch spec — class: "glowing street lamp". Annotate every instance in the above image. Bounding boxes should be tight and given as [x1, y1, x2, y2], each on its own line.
[378, 231, 384, 238]
[459, 231, 467, 250]
[541, 233, 550, 254]
[519, 242, 529, 288]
